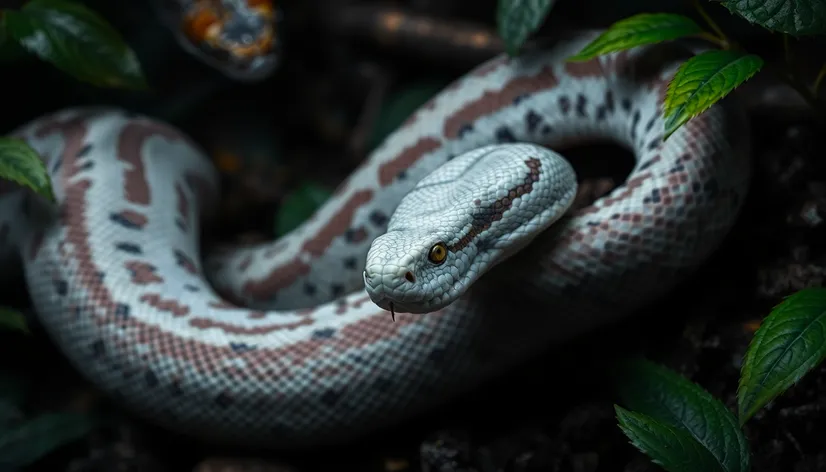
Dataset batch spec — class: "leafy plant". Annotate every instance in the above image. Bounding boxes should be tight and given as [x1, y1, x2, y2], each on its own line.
[661, 49, 763, 138]
[612, 288, 826, 471]
[0, 0, 140, 466]
[496, 0, 825, 138]
[614, 359, 750, 472]
[496, 2, 826, 469]
[566, 14, 705, 61]
[2, 0, 147, 90]
[0, 412, 101, 469]
[0, 309, 105, 470]
[721, 0, 826, 36]
[737, 288, 826, 423]
[0, 0, 147, 202]
[0, 370, 102, 470]
[496, 0, 556, 56]
[0, 137, 54, 203]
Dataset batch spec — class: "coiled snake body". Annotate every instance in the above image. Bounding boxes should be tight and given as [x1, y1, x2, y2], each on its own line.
[0, 32, 750, 448]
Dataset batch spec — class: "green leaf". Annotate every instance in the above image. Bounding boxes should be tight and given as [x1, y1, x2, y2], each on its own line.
[616, 406, 728, 472]
[2, 0, 147, 89]
[722, 0, 826, 36]
[615, 358, 751, 472]
[0, 137, 53, 202]
[496, 0, 556, 56]
[274, 181, 333, 237]
[369, 80, 449, 151]
[663, 50, 763, 139]
[0, 307, 29, 334]
[568, 14, 703, 62]
[0, 412, 98, 468]
[738, 288, 826, 423]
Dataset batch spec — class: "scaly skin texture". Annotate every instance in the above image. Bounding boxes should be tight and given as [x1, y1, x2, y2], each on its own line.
[364, 143, 579, 314]
[0, 32, 750, 449]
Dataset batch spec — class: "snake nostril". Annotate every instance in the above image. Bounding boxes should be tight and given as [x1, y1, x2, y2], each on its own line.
[404, 271, 416, 283]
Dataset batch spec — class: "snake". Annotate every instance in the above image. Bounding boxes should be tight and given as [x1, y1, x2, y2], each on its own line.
[0, 31, 751, 449]
[152, 0, 279, 81]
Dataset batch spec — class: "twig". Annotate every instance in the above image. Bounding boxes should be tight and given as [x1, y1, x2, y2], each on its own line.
[688, 1, 825, 122]
[693, 0, 730, 49]
[696, 31, 727, 48]
[696, 5, 824, 121]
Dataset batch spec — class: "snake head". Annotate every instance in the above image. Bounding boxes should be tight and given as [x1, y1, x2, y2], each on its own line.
[364, 143, 578, 316]
[178, 0, 279, 80]
[364, 229, 459, 315]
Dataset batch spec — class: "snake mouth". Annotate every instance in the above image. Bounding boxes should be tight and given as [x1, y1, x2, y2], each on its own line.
[364, 269, 432, 315]
[367, 292, 420, 318]
[379, 296, 432, 316]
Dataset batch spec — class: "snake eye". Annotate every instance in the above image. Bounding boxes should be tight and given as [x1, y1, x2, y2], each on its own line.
[428, 242, 448, 265]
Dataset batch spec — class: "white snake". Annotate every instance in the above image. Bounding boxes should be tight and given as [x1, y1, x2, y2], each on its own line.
[0, 31, 751, 448]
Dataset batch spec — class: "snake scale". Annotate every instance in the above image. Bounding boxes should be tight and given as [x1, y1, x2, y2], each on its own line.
[0, 31, 751, 448]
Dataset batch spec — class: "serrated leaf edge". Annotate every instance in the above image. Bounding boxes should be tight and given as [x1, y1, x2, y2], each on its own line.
[663, 51, 763, 138]
[568, 13, 703, 61]
[618, 359, 750, 472]
[0, 137, 54, 202]
[737, 288, 826, 423]
[615, 405, 725, 472]
[720, 0, 826, 36]
[496, 0, 555, 56]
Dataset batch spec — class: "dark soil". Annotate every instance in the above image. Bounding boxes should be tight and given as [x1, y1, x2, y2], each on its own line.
[2, 1, 826, 471]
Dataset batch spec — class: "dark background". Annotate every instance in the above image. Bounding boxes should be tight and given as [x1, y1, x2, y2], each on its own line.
[2, 0, 826, 471]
